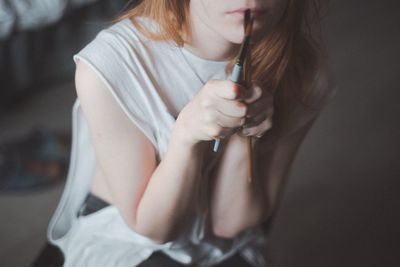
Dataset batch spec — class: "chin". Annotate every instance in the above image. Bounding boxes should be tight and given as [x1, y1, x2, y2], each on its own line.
[223, 29, 245, 44]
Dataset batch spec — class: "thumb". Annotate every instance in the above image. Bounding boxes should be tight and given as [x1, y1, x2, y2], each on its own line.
[243, 84, 262, 104]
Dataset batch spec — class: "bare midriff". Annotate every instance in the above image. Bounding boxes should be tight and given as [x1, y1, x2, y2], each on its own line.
[90, 166, 115, 205]
[88, 142, 228, 209]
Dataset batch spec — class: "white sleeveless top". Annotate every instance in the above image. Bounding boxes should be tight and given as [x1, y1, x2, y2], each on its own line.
[47, 17, 336, 267]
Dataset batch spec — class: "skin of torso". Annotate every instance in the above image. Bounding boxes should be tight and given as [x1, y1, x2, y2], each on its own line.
[91, 166, 115, 204]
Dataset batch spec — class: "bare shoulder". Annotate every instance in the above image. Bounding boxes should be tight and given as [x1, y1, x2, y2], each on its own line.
[74, 58, 105, 98]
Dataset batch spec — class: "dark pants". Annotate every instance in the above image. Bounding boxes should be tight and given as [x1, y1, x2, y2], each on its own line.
[31, 194, 253, 267]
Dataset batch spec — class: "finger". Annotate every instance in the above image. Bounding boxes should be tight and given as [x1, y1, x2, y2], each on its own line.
[207, 124, 236, 140]
[214, 98, 247, 118]
[243, 112, 269, 128]
[246, 98, 274, 119]
[249, 81, 274, 98]
[221, 127, 238, 138]
[233, 84, 247, 100]
[209, 80, 246, 100]
[206, 109, 245, 128]
[243, 85, 263, 104]
[241, 116, 273, 136]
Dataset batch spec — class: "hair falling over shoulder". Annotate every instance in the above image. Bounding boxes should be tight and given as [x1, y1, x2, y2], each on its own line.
[114, 0, 325, 135]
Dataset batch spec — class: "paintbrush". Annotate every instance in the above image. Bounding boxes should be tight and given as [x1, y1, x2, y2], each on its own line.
[213, 9, 254, 153]
[243, 11, 254, 183]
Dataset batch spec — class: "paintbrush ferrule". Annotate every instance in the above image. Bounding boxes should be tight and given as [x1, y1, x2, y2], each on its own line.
[230, 64, 243, 84]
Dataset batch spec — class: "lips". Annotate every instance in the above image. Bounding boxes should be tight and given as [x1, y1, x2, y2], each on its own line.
[226, 8, 267, 19]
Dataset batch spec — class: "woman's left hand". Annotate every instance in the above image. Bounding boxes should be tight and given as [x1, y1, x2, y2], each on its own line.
[237, 83, 274, 138]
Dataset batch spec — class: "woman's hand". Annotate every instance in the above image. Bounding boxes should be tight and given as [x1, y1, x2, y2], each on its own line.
[175, 80, 248, 146]
[237, 83, 274, 138]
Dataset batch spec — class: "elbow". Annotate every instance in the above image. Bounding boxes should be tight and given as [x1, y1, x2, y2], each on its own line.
[212, 222, 244, 239]
[212, 220, 264, 239]
[119, 208, 173, 245]
[128, 222, 174, 245]
[137, 231, 172, 245]
[212, 211, 266, 239]
[121, 206, 178, 245]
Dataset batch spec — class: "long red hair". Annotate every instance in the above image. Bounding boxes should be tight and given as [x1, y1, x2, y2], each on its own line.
[114, 0, 324, 137]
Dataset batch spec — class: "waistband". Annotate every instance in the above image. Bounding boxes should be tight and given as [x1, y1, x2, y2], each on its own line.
[76, 192, 110, 217]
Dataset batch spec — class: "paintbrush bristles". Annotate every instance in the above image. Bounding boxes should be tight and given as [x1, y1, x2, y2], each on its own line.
[244, 9, 251, 27]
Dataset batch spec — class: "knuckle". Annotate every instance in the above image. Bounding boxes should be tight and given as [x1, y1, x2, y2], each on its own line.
[207, 79, 217, 87]
[200, 98, 212, 108]
[210, 126, 221, 138]
[255, 131, 265, 138]
[242, 127, 255, 136]
[256, 86, 263, 99]
[204, 82, 216, 95]
[226, 84, 236, 99]
[231, 87, 238, 99]
[240, 106, 248, 116]
[264, 117, 273, 129]
[204, 112, 215, 123]
[268, 118, 273, 127]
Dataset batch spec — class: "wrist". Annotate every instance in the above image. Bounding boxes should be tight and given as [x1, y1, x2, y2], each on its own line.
[170, 120, 200, 149]
[234, 129, 264, 145]
[167, 124, 207, 165]
[225, 132, 259, 157]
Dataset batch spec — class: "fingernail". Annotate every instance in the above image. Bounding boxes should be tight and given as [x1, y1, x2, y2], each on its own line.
[236, 101, 245, 107]
[233, 84, 239, 96]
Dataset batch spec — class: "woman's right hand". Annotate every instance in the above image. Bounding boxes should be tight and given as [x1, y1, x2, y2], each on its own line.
[174, 80, 248, 146]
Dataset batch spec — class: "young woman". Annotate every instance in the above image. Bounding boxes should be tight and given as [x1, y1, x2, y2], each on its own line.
[32, 0, 336, 266]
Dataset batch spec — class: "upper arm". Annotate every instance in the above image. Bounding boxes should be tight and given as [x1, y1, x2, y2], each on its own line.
[74, 59, 157, 229]
[257, 116, 317, 220]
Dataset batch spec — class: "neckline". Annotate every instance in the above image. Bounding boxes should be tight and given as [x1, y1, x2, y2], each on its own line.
[178, 46, 229, 86]
[180, 46, 230, 65]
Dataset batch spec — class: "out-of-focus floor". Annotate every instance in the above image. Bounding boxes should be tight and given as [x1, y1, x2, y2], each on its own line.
[0, 0, 399, 266]
[0, 82, 75, 266]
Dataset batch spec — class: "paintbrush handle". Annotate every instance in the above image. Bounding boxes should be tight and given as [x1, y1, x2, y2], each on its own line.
[212, 64, 244, 153]
[213, 139, 220, 152]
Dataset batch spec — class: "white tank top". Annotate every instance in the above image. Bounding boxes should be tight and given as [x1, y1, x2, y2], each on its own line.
[46, 17, 336, 267]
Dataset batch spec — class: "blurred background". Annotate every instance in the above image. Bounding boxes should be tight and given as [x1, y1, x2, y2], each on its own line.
[0, 0, 399, 266]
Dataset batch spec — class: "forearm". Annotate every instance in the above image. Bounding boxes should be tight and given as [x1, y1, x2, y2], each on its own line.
[210, 118, 315, 239]
[210, 133, 267, 238]
[135, 126, 204, 243]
